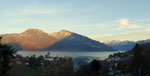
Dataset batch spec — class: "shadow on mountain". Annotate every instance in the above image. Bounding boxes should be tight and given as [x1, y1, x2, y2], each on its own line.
[7, 42, 22, 51]
[44, 33, 116, 51]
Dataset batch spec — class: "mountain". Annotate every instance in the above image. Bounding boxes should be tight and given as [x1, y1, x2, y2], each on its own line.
[103, 39, 150, 51]
[102, 40, 136, 51]
[45, 32, 116, 51]
[1, 28, 115, 51]
[1, 28, 57, 50]
[48, 30, 72, 40]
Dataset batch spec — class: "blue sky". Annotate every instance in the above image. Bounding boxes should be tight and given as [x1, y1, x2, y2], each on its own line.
[0, 0, 150, 41]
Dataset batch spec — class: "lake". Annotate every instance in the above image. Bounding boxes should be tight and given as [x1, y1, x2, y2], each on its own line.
[17, 51, 124, 64]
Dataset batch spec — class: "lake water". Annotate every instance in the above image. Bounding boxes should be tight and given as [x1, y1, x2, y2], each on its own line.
[17, 51, 123, 60]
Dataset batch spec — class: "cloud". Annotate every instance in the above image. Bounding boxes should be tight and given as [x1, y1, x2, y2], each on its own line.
[3, 3, 59, 17]
[88, 28, 150, 41]
[109, 18, 142, 31]
[95, 18, 143, 32]
[117, 24, 141, 30]
[17, 8, 55, 15]
[133, 18, 150, 23]
[119, 18, 129, 25]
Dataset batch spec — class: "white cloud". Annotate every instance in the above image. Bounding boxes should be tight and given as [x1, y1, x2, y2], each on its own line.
[117, 24, 141, 30]
[88, 28, 150, 41]
[119, 18, 129, 26]
[110, 18, 142, 31]
[95, 18, 143, 32]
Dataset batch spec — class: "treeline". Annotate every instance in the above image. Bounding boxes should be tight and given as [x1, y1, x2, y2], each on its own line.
[130, 44, 150, 76]
[76, 59, 109, 76]
[9, 56, 107, 76]
[0, 37, 16, 76]
[10, 55, 74, 76]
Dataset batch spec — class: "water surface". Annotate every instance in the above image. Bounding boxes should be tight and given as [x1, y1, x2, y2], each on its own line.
[17, 51, 124, 60]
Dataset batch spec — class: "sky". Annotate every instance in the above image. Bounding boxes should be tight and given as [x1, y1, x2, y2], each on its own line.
[0, 0, 150, 41]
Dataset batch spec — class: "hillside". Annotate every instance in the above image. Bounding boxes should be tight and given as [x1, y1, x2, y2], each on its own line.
[1, 28, 115, 51]
[46, 33, 115, 51]
[1, 29, 57, 50]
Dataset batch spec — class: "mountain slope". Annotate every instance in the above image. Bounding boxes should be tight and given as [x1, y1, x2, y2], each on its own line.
[1, 28, 116, 51]
[45, 33, 116, 51]
[48, 30, 72, 40]
[1, 28, 57, 50]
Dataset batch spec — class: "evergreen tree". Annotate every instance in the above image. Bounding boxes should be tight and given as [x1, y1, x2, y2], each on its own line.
[90, 59, 101, 72]
[0, 37, 16, 76]
[132, 44, 145, 76]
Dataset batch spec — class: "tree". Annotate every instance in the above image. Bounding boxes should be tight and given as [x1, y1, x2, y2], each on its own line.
[0, 37, 16, 76]
[76, 61, 90, 76]
[90, 59, 101, 72]
[131, 44, 145, 76]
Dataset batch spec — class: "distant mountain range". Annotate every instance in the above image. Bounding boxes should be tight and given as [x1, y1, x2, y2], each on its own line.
[0, 28, 115, 51]
[102, 39, 150, 51]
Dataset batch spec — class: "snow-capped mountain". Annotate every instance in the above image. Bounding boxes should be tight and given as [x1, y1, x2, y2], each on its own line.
[103, 39, 150, 51]
[102, 40, 136, 51]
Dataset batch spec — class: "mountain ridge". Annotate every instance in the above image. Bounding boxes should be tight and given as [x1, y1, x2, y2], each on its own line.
[1, 28, 116, 51]
[48, 30, 72, 40]
[45, 33, 115, 51]
[102, 39, 150, 51]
